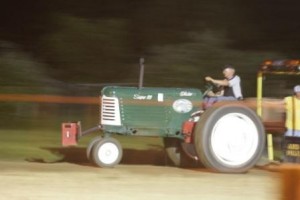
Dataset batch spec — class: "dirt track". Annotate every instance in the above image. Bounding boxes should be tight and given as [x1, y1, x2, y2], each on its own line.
[0, 160, 281, 200]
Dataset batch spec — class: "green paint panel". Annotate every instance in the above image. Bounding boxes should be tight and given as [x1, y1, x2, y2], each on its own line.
[101, 86, 203, 137]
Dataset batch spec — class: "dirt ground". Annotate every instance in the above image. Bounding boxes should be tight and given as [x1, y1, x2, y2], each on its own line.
[0, 160, 282, 200]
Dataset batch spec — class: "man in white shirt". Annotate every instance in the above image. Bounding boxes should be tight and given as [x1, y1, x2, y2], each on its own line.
[203, 65, 243, 109]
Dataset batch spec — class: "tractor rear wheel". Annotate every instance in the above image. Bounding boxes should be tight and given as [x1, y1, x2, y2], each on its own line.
[92, 137, 123, 168]
[193, 103, 265, 173]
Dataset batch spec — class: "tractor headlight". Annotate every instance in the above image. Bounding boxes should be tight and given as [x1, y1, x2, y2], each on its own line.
[172, 99, 193, 113]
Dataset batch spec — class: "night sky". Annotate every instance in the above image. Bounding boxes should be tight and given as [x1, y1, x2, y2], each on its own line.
[1, 0, 300, 96]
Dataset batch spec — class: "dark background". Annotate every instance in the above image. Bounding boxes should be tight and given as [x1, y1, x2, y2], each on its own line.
[1, 0, 300, 130]
[1, 0, 300, 97]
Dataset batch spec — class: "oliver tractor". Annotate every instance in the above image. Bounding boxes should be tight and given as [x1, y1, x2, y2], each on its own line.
[62, 59, 267, 173]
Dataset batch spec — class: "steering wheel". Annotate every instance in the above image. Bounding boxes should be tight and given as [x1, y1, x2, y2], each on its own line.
[202, 83, 214, 97]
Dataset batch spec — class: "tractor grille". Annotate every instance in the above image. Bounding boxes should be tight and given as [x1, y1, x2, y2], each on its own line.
[101, 95, 121, 126]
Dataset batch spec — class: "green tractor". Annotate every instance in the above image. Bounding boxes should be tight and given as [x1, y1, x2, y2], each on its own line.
[62, 59, 266, 173]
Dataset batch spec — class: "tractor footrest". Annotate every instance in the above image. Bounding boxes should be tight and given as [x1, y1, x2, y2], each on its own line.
[61, 122, 81, 146]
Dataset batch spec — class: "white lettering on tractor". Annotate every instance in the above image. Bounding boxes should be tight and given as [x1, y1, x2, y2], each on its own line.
[146, 95, 152, 100]
[133, 94, 153, 100]
[180, 91, 193, 97]
[158, 93, 164, 102]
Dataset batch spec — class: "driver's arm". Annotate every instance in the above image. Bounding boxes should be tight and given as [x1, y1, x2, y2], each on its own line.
[206, 87, 224, 97]
[205, 76, 229, 86]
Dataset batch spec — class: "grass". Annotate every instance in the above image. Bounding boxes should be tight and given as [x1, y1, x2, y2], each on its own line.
[0, 129, 63, 162]
[0, 102, 164, 164]
[0, 128, 164, 163]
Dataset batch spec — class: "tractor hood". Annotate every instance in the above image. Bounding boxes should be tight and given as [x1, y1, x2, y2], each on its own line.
[100, 86, 203, 136]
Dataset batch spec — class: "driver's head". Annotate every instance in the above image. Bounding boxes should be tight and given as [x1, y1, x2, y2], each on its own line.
[294, 85, 300, 99]
[222, 65, 235, 79]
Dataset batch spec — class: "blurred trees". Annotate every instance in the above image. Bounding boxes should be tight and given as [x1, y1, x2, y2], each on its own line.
[39, 15, 135, 83]
[0, 0, 299, 96]
[0, 41, 56, 93]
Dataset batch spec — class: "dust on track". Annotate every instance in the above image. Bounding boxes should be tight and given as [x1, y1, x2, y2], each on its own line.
[0, 160, 281, 200]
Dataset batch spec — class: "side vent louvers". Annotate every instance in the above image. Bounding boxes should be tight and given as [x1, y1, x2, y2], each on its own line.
[101, 95, 121, 126]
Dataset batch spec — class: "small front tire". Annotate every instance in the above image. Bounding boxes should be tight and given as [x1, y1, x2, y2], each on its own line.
[86, 136, 102, 163]
[92, 137, 123, 168]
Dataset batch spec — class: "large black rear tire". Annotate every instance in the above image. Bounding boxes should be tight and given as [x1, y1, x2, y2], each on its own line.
[194, 103, 265, 173]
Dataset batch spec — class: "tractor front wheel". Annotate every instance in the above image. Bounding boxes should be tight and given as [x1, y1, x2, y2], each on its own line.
[92, 137, 123, 168]
[86, 136, 102, 163]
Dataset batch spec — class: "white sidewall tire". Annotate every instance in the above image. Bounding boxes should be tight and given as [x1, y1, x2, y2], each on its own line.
[194, 103, 265, 173]
[92, 137, 123, 168]
[210, 112, 259, 166]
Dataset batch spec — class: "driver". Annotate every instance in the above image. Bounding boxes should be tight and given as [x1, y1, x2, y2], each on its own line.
[203, 65, 243, 109]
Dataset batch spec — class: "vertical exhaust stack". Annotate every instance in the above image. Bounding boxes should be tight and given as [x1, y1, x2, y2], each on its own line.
[138, 57, 145, 89]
